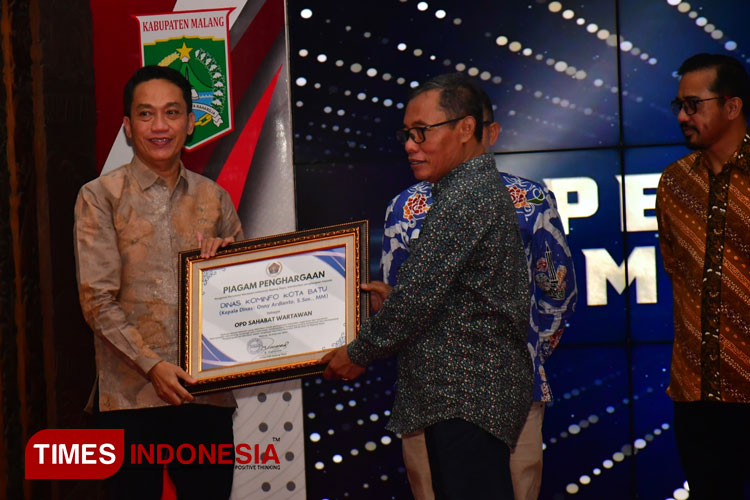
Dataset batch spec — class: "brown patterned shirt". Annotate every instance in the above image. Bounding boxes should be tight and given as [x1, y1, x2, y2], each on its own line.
[74, 157, 243, 411]
[656, 133, 750, 403]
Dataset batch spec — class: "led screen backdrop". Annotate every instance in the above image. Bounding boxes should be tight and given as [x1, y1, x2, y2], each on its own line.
[288, 1, 750, 499]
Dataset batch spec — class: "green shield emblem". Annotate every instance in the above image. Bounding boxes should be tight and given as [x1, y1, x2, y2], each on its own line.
[137, 10, 234, 150]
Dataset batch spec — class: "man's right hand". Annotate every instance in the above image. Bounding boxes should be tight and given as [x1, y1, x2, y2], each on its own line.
[361, 281, 393, 313]
[148, 361, 197, 406]
[322, 346, 366, 381]
[197, 231, 234, 258]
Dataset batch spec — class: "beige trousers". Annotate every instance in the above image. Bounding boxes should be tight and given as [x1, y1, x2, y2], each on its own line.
[402, 402, 545, 500]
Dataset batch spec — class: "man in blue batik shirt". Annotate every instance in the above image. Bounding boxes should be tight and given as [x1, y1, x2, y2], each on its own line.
[373, 94, 577, 500]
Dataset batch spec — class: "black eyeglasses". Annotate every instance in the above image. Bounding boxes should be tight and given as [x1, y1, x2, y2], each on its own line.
[396, 116, 467, 144]
[670, 96, 728, 116]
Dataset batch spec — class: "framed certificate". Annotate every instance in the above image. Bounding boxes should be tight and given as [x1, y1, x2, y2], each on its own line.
[178, 220, 368, 394]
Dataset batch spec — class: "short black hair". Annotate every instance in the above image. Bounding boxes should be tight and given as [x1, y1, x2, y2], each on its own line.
[123, 65, 193, 118]
[478, 87, 494, 123]
[678, 53, 750, 118]
[409, 73, 484, 141]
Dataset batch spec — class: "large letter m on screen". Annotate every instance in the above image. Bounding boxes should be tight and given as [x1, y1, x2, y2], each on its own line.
[582, 247, 657, 306]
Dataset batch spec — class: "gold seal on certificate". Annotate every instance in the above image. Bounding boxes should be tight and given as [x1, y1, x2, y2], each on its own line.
[178, 221, 368, 394]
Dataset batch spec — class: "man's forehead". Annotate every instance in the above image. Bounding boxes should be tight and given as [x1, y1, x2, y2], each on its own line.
[132, 100, 183, 108]
[132, 79, 185, 102]
[678, 68, 717, 96]
[403, 90, 447, 124]
[407, 89, 442, 107]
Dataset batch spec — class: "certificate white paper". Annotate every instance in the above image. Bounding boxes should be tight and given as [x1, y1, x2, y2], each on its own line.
[200, 246, 346, 370]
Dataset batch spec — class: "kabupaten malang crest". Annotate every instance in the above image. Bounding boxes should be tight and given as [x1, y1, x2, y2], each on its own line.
[136, 9, 234, 150]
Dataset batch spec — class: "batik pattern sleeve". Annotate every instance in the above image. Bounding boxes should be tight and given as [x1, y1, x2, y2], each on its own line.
[218, 188, 244, 241]
[531, 189, 577, 363]
[655, 169, 676, 280]
[380, 182, 432, 286]
[74, 182, 162, 376]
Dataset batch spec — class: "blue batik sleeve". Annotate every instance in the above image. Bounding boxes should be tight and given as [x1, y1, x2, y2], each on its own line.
[530, 189, 577, 362]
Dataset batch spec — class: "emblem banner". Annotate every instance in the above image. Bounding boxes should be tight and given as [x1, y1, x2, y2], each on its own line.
[135, 9, 234, 150]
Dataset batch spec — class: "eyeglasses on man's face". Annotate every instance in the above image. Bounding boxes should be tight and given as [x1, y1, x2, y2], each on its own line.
[396, 116, 467, 144]
[670, 96, 728, 116]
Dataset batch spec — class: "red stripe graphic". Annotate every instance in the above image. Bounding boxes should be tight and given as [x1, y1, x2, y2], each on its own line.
[90, 0, 178, 170]
[181, 0, 284, 175]
[216, 64, 283, 209]
[162, 465, 176, 500]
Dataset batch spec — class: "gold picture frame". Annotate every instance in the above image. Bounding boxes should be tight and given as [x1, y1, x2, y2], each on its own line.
[178, 220, 368, 394]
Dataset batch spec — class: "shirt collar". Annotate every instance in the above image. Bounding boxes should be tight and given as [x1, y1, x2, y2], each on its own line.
[129, 156, 188, 190]
[433, 153, 494, 198]
[692, 130, 750, 174]
[735, 132, 750, 171]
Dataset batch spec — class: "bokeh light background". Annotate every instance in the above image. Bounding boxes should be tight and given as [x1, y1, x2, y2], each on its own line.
[287, 1, 750, 498]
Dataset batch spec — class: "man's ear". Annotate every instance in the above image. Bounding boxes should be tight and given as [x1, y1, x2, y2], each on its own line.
[488, 122, 501, 146]
[726, 96, 744, 120]
[459, 116, 477, 142]
[187, 112, 195, 136]
[122, 116, 132, 141]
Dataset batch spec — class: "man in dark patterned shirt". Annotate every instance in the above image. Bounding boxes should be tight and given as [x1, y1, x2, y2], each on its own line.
[323, 73, 531, 499]
[656, 53, 750, 498]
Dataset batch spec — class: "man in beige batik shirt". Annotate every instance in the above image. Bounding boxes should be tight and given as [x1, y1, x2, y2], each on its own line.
[74, 66, 242, 500]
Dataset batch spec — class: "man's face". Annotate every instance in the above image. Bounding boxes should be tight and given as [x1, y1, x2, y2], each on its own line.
[123, 78, 195, 172]
[676, 68, 731, 150]
[403, 89, 471, 183]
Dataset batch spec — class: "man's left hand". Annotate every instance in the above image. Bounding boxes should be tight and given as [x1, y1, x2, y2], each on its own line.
[197, 232, 234, 258]
[322, 346, 366, 381]
[361, 280, 393, 313]
[148, 361, 197, 406]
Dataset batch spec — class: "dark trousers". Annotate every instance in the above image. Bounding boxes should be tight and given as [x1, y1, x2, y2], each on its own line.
[673, 401, 750, 500]
[424, 418, 514, 500]
[97, 404, 235, 500]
